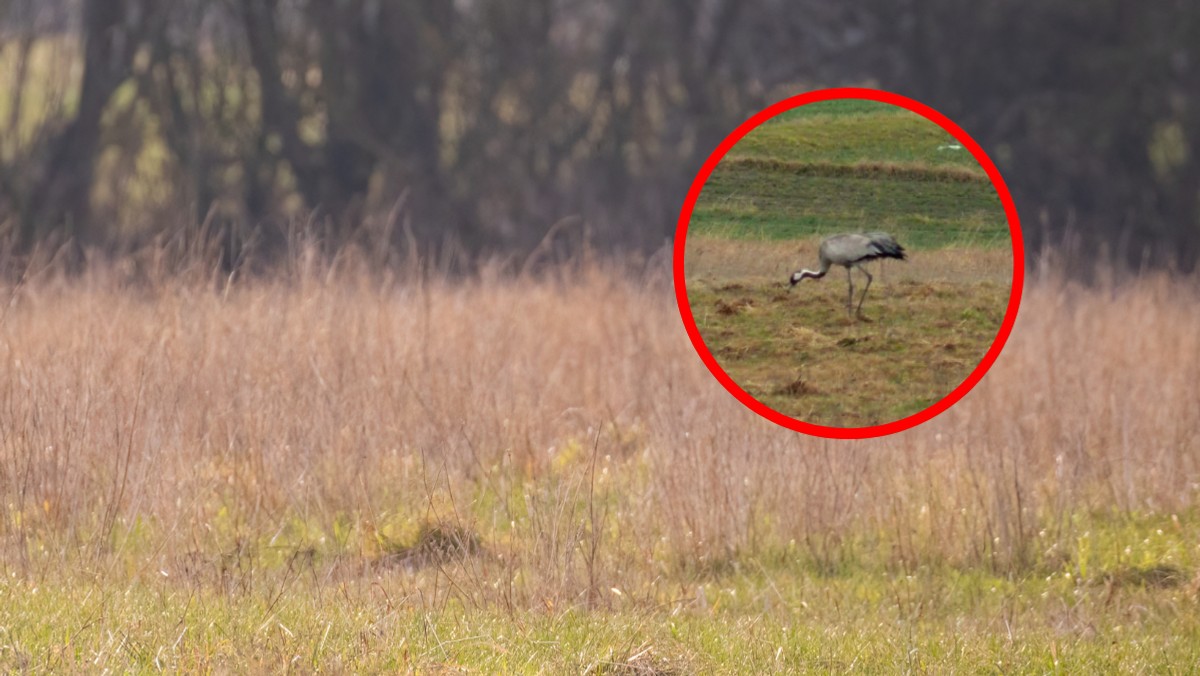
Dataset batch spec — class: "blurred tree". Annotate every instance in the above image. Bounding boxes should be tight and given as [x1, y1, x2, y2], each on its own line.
[864, 0, 1200, 272]
[10, 0, 153, 248]
[1, 0, 1198, 272]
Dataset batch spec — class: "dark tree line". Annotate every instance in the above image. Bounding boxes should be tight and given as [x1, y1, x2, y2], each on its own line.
[868, 0, 1200, 272]
[1, 0, 1198, 271]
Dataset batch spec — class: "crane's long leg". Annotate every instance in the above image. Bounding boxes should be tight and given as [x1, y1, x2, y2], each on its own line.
[845, 267, 854, 316]
[855, 265, 874, 316]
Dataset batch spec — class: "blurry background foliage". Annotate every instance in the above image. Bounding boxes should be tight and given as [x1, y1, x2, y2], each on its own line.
[0, 0, 1197, 272]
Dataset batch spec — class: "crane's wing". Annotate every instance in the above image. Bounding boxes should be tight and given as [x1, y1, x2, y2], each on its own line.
[862, 232, 906, 261]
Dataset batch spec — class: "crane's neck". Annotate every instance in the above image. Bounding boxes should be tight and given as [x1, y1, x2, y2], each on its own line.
[789, 268, 826, 286]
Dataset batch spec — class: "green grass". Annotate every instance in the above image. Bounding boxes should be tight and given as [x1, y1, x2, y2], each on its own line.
[4, 507, 1198, 672]
[740, 106, 975, 170]
[693, 163, 1006, 249]
[768, 98, 906, 121]
[693, 97, 1008, 248]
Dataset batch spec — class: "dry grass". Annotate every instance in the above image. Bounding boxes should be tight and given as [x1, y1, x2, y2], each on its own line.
[1, 248, 1199, 669]
[1, 251, 1194, 570]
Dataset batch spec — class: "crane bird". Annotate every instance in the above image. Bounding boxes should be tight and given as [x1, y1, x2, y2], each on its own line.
[788, 232, 907, 318]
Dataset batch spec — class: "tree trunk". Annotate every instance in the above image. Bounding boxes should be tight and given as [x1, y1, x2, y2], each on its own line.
[22, 0, 133, 250]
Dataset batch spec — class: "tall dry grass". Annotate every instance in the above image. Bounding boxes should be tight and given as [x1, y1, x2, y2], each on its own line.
[0, 246, 1197, 607]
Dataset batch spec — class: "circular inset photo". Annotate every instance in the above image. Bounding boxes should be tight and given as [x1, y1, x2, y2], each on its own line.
[674, 88, 1023, 439]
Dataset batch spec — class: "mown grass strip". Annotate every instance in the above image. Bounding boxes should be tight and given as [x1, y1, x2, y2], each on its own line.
[766, 98, 905, 121]
[720, 156, 987, 183]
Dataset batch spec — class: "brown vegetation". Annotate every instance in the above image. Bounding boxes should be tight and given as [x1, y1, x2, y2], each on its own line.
[0, 248, 1196, 597]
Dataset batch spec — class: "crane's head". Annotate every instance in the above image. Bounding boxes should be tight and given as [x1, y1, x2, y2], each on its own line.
[789, 270, 822, 289]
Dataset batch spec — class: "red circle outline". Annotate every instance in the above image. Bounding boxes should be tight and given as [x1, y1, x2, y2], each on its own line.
[673, 87, 1025, 439]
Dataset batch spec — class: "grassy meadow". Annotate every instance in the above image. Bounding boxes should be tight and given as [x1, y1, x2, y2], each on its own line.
[684, 100, 1014, 427]
[685, 241, 1011, 426]
[0, 249, 1198, 671]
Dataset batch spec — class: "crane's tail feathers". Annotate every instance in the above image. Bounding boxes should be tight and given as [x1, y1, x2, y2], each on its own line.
[865, 232, 907, 261]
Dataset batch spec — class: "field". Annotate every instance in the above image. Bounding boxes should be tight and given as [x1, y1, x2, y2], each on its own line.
[686, 241, 1011, 426]
[684, 100, 1014, 426]
[0, 251, 1199, 671]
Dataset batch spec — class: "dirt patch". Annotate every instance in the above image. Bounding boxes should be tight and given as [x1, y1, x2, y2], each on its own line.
[1094, 564, 1188, 589]
[378, 522, 487, 569]
[837, 336, 872, 348]
[775, 378, 817, 397]
[715, 297, 756, 316]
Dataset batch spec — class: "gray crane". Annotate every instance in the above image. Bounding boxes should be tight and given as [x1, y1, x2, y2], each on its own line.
[788, 232, 907, 318]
